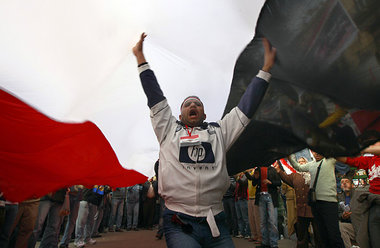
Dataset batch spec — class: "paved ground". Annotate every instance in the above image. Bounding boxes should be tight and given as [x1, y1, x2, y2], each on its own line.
[44, 229, 296, 248]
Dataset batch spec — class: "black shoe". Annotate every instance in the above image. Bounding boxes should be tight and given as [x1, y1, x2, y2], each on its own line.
[59, 245, 68, 248]
[115, 228, 124, 232]
[93, 233, 102, 238]
[133, 228, 139, 231]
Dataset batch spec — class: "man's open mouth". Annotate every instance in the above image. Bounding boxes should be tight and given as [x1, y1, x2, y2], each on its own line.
[189, 110, 197, 117]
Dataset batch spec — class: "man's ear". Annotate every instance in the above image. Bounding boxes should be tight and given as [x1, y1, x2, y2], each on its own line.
[179, 115, 182, 120]
[203, 114, 206, 121]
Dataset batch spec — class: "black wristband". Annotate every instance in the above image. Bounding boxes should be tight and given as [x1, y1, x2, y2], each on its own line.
[138, 62, 148, 67]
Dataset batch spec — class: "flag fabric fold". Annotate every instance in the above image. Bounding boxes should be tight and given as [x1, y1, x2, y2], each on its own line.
[224, 0, 380, 175]
[0, 89, 147, 202]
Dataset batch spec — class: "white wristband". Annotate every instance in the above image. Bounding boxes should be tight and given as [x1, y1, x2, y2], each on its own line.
[257, 70, 271, 82]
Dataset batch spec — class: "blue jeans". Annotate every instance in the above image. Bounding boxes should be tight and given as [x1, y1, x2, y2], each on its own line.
[235, 199, 250, 237]
[163, 208, 234, 248]
[93, 207, 104, 235]
[0, 204, 18, 247]
[126, 201, 139, 229]
[258, 194, 278, 247]
[28, 200, 63, 248]
[75, 201, 97, 243]
[59, 194, 81, 246]
[108, 198, 124, 229]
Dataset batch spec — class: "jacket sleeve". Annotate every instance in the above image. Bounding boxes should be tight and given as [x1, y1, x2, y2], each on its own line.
[288, 154, 313, 172]
[138, 63, 176, 143]
[337, 193, 344, 220]
[279, 170, 294, 188]
[237, 71, 270, 119]
[269, 167, 282, 187]
[346, 157, 374, 170]
[139, 63, 166, 108]
[251, 171, 260, 186]
[244, 171, 254, 181]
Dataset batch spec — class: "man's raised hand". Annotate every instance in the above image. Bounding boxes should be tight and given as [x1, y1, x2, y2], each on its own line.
[133, 33, 147, 65]
[261, 37, 276, 73]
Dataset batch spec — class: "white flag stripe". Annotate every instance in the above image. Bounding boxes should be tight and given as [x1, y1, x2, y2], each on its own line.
[0, 0, 265, 177]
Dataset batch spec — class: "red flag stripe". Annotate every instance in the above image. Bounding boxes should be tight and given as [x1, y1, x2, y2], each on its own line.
[0, 89, 147, 202]
[279, 158, 297, 174]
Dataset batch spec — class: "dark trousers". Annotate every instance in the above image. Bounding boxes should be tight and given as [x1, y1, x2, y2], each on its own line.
[0, 204, 18, 247]
[142, 198, 155, 228]
[369, 203, 380, 248]
[222, 197, 238, 235]
[311, 201, 344, 248]
[296, 216, 322, 248]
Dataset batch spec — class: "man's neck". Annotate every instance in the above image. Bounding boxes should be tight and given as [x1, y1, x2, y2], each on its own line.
[344, 190, 351, 196]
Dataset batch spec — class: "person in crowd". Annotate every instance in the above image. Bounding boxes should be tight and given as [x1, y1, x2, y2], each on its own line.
[337, 140, 380, 248]
[289, 151, 344, 248]
[0, 192, 18, 248]
[274, 159, 322, 248]
[92, 185, 112, 238]
[246, 168, 262, 244]
[59, 185, 83, 248]
[247, 165, 281, 248]
[99, 188, 112, 234]
[126, 184, 141, 231]
[222, 176, 239, 238]
[281, 181, 296, 238]
[28, 188, 68, 248]
[234, 172, 250, 239]
[108, 187, 127, 232]
[74, 185, 105, 247]
[141, 178, 157, 230]
[154, 160, 165, 240]
[337, 176, 357, 248]
[8, 197, 40, 248]
[132, 32, 276, 248]
[277, 185, 286, 240]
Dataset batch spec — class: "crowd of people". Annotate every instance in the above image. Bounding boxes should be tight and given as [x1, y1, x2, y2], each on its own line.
[223, 147, 380, 248]
[0, 177, 165, 248]
[1, 146, 379, 248]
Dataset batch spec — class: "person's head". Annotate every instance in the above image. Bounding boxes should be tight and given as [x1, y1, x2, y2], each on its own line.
[179, 96, 206, 127]
[297, 157, 307, 165]
[340, 177, 352, 192]
[311, 150, 324, 161]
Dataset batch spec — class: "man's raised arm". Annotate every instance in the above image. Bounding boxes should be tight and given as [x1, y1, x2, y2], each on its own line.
[237, 38, 276, 119]
[132, 33, 165, 108]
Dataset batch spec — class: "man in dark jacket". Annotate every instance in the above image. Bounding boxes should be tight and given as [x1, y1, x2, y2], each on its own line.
[246, 166, 281, 248]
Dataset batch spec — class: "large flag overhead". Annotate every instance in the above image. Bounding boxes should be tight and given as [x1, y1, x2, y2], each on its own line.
[224, 0, 380, 175]
[0, 1, 265, 201]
